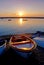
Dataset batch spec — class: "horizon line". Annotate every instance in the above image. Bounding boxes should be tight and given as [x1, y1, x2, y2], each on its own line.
[0, 17, 44, 19]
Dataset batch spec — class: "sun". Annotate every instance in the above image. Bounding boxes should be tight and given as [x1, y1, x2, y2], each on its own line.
[18, 11, 23, 16]
[19, 12, 23, 16]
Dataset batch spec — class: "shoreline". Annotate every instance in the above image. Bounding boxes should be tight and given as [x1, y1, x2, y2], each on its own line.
[0, 31, 44, 39]
[0, 33, 32, 45]
[0, 33, 32, 39]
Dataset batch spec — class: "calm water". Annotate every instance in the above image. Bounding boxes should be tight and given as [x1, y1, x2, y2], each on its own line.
[0, 18, 44, 36]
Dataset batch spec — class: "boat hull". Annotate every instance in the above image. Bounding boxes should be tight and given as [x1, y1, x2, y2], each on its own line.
[9, 38, 37, 58]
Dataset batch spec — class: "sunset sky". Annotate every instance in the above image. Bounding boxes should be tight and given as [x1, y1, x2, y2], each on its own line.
[0, 0, 44, 17]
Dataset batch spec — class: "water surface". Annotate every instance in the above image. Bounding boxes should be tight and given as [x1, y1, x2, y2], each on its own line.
[0, 18, 44, 36]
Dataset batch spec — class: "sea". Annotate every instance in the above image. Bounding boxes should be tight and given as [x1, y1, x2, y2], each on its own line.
[0, 18, 44, 36]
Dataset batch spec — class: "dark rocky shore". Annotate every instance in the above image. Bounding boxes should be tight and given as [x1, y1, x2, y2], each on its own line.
[0, 32, 44, 65]
[0, 46, 44, 65]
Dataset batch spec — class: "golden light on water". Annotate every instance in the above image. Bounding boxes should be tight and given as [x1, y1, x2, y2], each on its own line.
[19, 18, 23, 25]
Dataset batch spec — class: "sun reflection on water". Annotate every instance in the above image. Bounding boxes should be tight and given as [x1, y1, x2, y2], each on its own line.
[19, 18, 23, 25]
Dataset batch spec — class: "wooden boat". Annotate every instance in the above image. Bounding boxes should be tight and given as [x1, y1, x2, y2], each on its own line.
[9, 35, 37, 58]
[8, 19, 11, 21]
[23, 19, 28, 21]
